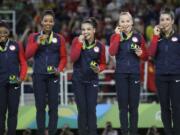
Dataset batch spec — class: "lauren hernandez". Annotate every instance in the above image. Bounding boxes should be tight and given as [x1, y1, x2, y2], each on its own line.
[70, 17, 106, 135]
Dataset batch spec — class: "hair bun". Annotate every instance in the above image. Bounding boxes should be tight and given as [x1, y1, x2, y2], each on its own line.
[42, 9, 55, 19]
[160, 6, 175, 20]
[89, 17, 97, 28]
[0, 20, 9, 29]
[82, 17, 97, 28]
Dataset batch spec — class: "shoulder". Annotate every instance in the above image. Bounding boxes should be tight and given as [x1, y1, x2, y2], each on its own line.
[171, 32, 180, 42]
[96, 40, 104, 46]
[29, 32, 39, 37]
[132, 32, 144, 43]
[28, 32, 39, 41]
[95, 40, 105, 50]
[72, 37, 79, 43]
[8, 40, 20, 51]
[55, 33, 65, 40]
[9, 39, 17, 45]
[133, 31, 143, 38]
[110, 33, 120, 38]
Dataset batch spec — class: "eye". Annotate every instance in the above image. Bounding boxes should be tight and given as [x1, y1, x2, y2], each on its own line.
[49, 19, 54, 23]
[160, 18, 164, 22]
[0, 31, 8, 35]
[121, 20, 125, 23]
[43, 19, 48, 23]
[166, 18, 170, 21]
[87, 28, 91, 31]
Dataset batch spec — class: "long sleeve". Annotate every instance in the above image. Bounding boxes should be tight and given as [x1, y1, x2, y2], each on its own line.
[139, 36, 148, 60]
[70, 37, 83, 62]
[18, 42, 28, 80]
[109, 33, 120, 56]
[58, 35, 67, 71]
[99, 44, 106, 72]
[148, 35, 159, 57]
[25, 33, 39, 59]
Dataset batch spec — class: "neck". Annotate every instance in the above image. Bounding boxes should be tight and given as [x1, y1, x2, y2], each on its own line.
[0, 39, 8, 44]
[165, 28, 173, 37]
[0, 39, 8, 48]
[43, 30, 51, 35]
[124, 30, 132, 36]
[87, 38, 95, 45]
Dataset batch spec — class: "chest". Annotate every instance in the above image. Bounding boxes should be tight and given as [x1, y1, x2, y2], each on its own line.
[158, 36, 180, 52]
[81, 45, 101, 60]
[119, 35, 141, 52]
[0, 44, 18, 60]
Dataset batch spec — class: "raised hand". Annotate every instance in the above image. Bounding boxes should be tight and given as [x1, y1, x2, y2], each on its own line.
[115, 25, 124, 34]
[135, 47, 143, 57]
[78, 35, 85, 43]
[154, 25, 161, 36]
[37, 34, 48, 44]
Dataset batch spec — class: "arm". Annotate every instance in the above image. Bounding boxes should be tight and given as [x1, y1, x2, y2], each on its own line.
[148, 25, 161, 57]
[148, 35, 159, 57]
[109, 33, 120, 56]
[99, 44, 106, 72]
[18, 42, 28, 80]
[25, 33, 39, 59]
[58, 35, 67, 72]
[70, 37, 83, 62]
[139, 36, 148, 60]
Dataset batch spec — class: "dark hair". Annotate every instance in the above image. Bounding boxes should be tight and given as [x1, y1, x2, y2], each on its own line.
[120, 8, 131, 14]
[0, 20, 9, 29]
[41, 10, 55, 20]
[160, 7, 175, 20]
[82, 17, 97, 28]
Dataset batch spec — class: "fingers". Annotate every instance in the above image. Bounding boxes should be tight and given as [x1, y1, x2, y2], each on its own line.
[37, 34, 48, 44]
[154, 25, 161, 36]
[115, 25, 124, 34]
[135, 48, 142, 56]
[39, 35, 48, 41]
[78, 35, 85, 43]
[90, 66, 100, 73]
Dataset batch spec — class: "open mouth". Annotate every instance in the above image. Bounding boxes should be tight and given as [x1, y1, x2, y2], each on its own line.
[45, 26, 52, 29]
[84, 34, 90, 39]
[160, 24, 169, 29]
[0, 37, 7, 41]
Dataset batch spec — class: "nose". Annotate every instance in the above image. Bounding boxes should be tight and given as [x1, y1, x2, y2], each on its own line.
[0, 35, 7, 40]
[0, 32, 8, 36]
[83, 30, 88, 35]
[44, 21, 52, 26]
[0, 37, 7, 42]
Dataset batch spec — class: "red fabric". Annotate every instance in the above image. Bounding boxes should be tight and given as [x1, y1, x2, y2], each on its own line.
[70, 37, 106, 72]
[58, 35, 67, 72]
[139, 36, 148, 61]
[109, 34, 120, 56]
[141, 60, 157, 92]
[25, 33, 67, 72]
[99, 43, 106, 72]
[25, 33, 39, 59]
[109, 33, 147, 60]
[70, 37, 83, 62]
[148, 35, 159, 57]
[18, 42, 28, 80]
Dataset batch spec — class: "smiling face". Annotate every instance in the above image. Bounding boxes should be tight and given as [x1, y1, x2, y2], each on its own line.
[41, 14, 55, 33]
[119, 13, 133, 34]
[0, 26, 9, 42]
[81, 23, 95, 42]
[159, 13, 174, 33]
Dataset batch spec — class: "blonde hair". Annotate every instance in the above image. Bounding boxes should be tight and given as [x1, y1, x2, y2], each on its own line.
[119, 12, 133, 21]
